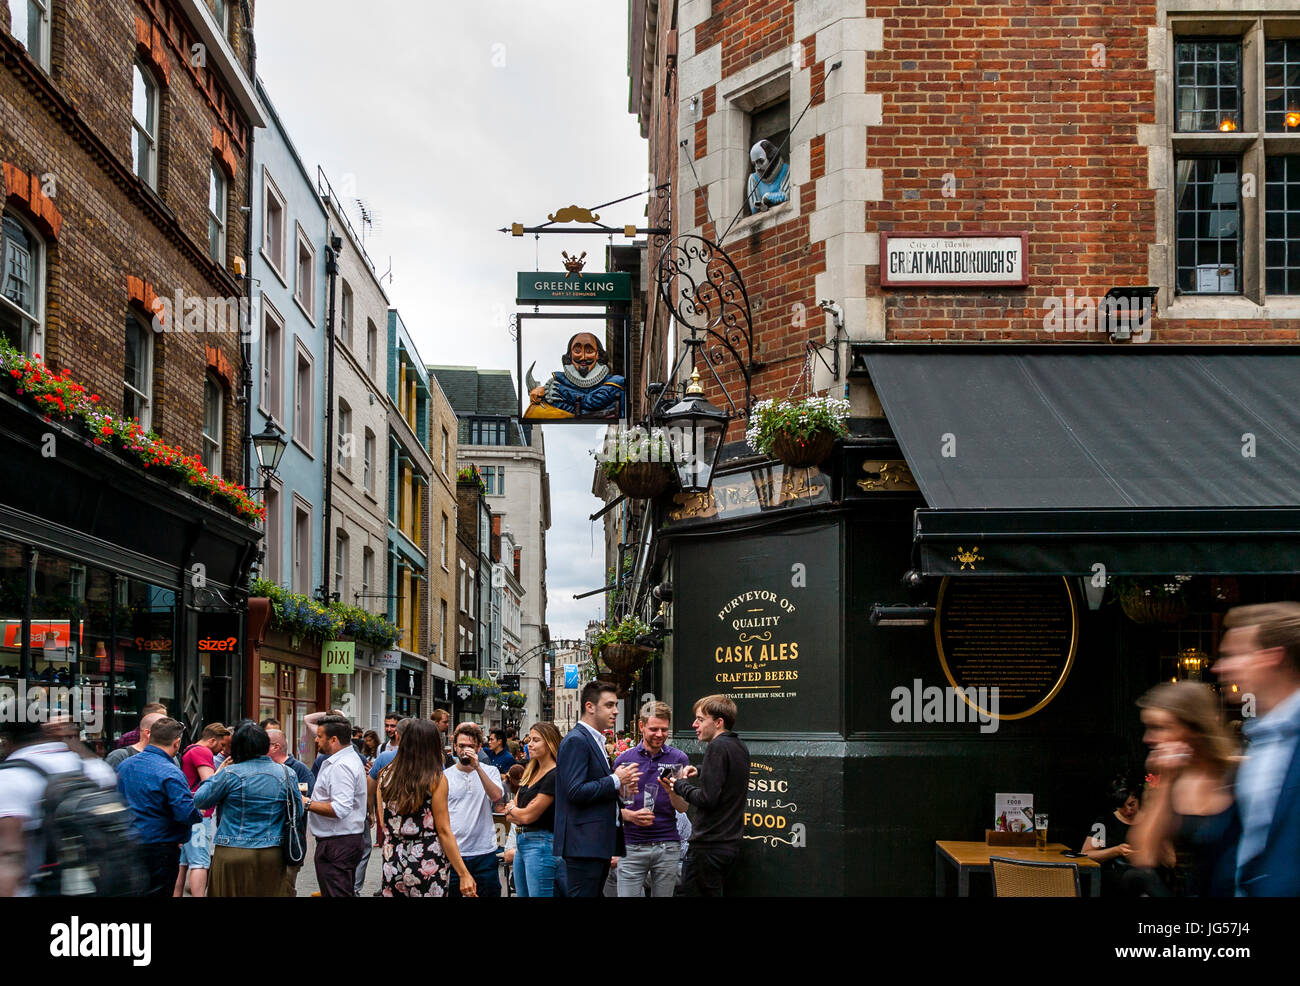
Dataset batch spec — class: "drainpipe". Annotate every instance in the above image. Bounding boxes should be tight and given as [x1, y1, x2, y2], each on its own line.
[239, 0, 257, 500]
[321, 228, 340, 603]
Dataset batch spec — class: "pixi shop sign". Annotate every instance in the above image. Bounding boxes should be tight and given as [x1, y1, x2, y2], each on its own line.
[321, 641, 356, 676]
[674, 524, 839, 735]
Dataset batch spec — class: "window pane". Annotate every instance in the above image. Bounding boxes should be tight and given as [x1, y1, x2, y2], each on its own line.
[1175, 40, 1242, 132]
[2, 212, 37, 316]
[1265, 156, 1300, 296]
[1174, 156, 1241, 293]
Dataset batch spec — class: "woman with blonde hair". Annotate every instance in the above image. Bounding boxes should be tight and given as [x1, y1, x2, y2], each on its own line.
[502, 721, 561, 897]
[1128, 681, 1239, 896]
[375, 718, 477, 897]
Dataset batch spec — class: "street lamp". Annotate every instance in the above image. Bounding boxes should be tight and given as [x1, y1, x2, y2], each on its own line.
[250, 417, 288, 491]
[659, 364, 729, 494]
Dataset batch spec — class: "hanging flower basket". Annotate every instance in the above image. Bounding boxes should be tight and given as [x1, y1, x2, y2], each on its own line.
[1115, 578, 1192, 625]
[610, 461, 672, 499]
[600, 642, 652, 675]
[770, 428, 836, 468]
[596, 671, 635, 699]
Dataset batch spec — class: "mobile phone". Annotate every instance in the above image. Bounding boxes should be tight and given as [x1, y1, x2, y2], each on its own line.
[1060, 850, 1085, 858]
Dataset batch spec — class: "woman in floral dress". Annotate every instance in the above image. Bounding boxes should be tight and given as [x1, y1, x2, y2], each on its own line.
[374, 718, 476, 897]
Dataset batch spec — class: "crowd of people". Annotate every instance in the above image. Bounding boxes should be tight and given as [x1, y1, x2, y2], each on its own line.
[1, 599, 1296, 897]
[0, 677, 752, 897]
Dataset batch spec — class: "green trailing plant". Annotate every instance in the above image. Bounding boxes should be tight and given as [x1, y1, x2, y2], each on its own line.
[249, 577, 399, 649]
[456, 465, 486, 493]
[744, 395, 850, 456]
[591, 614, 655, 660]
[501, 690, 526, 708]
[591, 426, 675, 479]
[456, 674, 502, 698]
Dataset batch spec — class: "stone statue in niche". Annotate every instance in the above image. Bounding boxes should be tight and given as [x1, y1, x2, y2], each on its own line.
[747, 139, 791, 214]
[525, 331, 625, 420]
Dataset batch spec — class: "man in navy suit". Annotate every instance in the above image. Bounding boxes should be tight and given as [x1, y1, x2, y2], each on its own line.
[553, 681, 640, 897]
[1216, 602, 1300, 896]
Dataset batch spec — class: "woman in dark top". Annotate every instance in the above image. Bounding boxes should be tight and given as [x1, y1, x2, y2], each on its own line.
[1128, 682, 1238, 896]
[1081, 775, 1140, 896]
[502, 721, 560, 897]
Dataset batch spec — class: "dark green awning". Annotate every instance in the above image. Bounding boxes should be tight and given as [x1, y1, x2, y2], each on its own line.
[861, 346, 1300, 576]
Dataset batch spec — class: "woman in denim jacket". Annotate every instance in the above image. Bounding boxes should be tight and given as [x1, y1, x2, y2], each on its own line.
[194, 721, 298, 896]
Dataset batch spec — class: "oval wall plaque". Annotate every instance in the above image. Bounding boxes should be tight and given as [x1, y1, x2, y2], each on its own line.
[934, 576, 1078, 720]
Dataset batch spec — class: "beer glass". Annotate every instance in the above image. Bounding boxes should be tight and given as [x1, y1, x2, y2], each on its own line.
[1034, 813, 1048, 851]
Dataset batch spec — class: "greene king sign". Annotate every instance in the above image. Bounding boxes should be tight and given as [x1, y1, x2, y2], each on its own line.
[880, 233, 1028, 287]
[516, 271, 631, 305]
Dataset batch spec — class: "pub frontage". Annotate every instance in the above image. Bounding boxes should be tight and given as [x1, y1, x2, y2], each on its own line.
[0, 390, 260, 753]
[631, 344, 1300, 896]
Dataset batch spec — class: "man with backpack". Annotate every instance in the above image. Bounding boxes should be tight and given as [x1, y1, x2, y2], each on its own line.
[0, 719, 127, 897]
[116, 717, 203, 897]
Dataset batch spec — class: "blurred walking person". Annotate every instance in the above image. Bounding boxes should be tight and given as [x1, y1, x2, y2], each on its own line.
[374, 718, 477, 897]
[502, 722, 560, 897]
[1128, 682, 1237, 895]
[1216, 602, 1300, 896]
[192, 721, 298, 897]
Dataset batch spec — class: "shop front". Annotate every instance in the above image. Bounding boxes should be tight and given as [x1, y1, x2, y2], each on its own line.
[255, 635, 323, 765]
[0, 393, 260, 750]
[655, 345, 1300, 896]
[328, 646, 388, 733]
[393, 659, 424, 720]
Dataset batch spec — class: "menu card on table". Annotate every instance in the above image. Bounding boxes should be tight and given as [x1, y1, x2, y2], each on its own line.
[994, 793, 1034, 833]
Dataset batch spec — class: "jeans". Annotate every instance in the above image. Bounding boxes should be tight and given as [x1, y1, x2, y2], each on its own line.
[561, 857, 610, 898]
[353, 837, 372, 895]
[618, 841, 681, 897]
[679, 843, 740, 897]
[450, 850, 501, 898]
[514, 830, 556, 898]
[140, 842, 181, 898]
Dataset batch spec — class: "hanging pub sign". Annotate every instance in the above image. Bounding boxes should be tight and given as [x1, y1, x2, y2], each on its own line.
[321, 641, 356, 676]
[674, 523, 840, 736]
[515, 256, 631, 425]
[879, 232, 1029, 287]
[934, 576, 1078, 720]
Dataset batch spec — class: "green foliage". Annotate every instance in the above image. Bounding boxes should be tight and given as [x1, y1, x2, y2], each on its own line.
[456, 465, 485, 492]
[249, 578, 399, 649]
[591, 614, 654, 659]
[456, 675, 502, 698]
[744, 396, 850, 456]
[591, 426, 674, 479]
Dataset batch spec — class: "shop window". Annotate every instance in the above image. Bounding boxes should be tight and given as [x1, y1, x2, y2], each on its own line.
[0, 541, 24, 678]
[1, 209, 45, 355]
[339, 280, 353, 349]
[260, 662, 318, 763]
[263, 171, 286, 278]
[208, 163, 227, 264]
[202, 373, 224, 474]
[294, 225, 315, 321]
[12, 0, 52, 71]
[124, 313, 153, 430]
[132, 60, 160, 190]
[260, 301, 283, 423]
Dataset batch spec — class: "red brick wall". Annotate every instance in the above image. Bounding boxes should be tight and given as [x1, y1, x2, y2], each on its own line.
[0, 0, 256, 481]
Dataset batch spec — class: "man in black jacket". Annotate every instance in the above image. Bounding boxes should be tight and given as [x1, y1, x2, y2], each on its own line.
[661, 694, 748, 896]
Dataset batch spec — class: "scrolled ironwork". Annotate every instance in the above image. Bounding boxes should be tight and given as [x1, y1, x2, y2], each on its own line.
[654, 234, 753, 417]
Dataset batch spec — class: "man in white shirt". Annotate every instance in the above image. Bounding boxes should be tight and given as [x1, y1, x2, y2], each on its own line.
[446, 722, 505, 897]
[304, 715, 368, 897]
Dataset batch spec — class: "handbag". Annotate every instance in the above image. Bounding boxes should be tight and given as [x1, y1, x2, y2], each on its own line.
[281, 765, 305, 867]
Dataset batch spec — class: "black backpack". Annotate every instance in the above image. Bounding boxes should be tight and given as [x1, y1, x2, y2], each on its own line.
[0, 757, 149, 897]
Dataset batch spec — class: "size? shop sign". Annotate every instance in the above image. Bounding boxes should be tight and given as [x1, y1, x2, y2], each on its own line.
[880, 232, 1029, 287]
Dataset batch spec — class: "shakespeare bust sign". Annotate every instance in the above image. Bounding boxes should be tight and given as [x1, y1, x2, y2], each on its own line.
[525, 331, 625, 420]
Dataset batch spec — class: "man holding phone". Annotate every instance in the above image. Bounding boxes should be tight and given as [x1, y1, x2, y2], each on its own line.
[614, 701, 690, 897]
[446, 722, 505, 897]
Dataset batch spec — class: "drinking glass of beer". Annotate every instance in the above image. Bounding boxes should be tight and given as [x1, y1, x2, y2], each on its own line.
[1034, 813, 1048, 850]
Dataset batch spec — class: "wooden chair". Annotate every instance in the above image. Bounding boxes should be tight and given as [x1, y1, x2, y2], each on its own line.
[989, 856, 1081, 897]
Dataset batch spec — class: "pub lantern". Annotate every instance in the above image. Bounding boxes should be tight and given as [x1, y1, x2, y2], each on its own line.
[659, 366, 729, 494]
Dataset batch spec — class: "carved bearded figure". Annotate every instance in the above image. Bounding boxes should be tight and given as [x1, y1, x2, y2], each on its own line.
[525, 331, 625, 420]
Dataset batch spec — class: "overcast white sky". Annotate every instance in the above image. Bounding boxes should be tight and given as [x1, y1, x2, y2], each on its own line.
[255, 1, 648, 639]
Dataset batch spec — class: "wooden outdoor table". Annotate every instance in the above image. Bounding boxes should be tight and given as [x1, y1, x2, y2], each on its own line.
[935, 840, 1102, 897]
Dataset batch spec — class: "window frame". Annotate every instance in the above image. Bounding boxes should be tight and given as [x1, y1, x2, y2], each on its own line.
[291, 496, 313, 598]
[363, 428, 375, 493]
[202, 372, 224, 475]
[440, 512, 449, 569]
[261, 169, 288, 284]
[337, 399, 353, 477]
[440, 427, 449, 475]
[362, 546, 374, 608]
[263, 479, 282, 584]
[123, 312, 154, 431]
[292, 339, 314, 456]
[14, 0, 52, 72]
[365, 318, 378, 379]
[334, 531, 348, 602]
[259, 300, 285, 425]
[293, 224, 316, 323]
[1, 207, 46, 355]
[208, 163, 227, 265]
[339, 279, 354, 350]
[132, 59, 160, 191]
